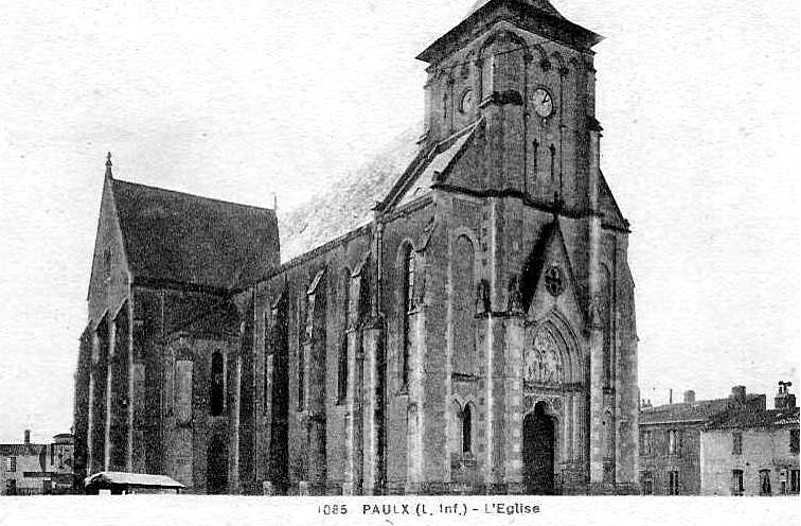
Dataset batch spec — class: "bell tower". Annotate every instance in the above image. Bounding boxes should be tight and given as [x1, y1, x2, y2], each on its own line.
[414, 1, 638, 495]
[417, 0, 603, 213]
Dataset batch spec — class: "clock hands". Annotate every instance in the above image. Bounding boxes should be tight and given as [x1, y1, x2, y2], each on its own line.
[532, 88, 553, 117]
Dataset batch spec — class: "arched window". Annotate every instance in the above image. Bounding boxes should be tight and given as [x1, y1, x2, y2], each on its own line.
[210, 352, 224, 416]
[263, 310, 271, 411]
[263, 311, 270, 356]
[600, 266, 612, 388]
[449, 401, 462, 459]
[668, 429, 681, 455]
[480, 31, 525, 100]
[297, 288, 308, 411]
[175, 358, 193, 425]
[337, 269, 351, 403]
[297, 344, 306, 410]
[462, 404, 473, 454]
[407, 403, 419, 476]
[337, 338, 348, 404]
[402, 245, 415, 387]
[452, 235, 476, 375]
[207, 434, 229, 494]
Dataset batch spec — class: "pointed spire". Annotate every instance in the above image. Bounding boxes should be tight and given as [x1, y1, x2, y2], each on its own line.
[105, 151, 113, 178]
[467, 0, 565, 20]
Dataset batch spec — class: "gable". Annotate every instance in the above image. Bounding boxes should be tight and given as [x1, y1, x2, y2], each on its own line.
[521, 219, 584, 328]
[382, 121, 481, 211]
[87, 175, 131, 322]
[599, 171, 628, 230]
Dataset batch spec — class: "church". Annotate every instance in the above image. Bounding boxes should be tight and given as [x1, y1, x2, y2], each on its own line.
[72, 0, 639, 495]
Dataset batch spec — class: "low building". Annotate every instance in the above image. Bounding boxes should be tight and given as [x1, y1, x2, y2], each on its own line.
[700, 382, 799, 496]
[0, 431, 75, 495]
[50, 433, 77, 493]
[83, 471, 185, 495]
[638, 386, 766, 495]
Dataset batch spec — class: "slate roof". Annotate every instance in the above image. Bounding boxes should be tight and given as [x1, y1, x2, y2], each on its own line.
[419, 0, 602, 64]
[640, 395, 765, 426]
[598, 171, 628, 231]
[279, 125, 423, 262]
[0, 443, 48, 458]
[706, 406, 800, 430]
[520, 218, 561, 311]
[384, 120, 482, 210]
[166, 299, 242, 341]
[468, 0, 565, 19]
[111, 178, 279, 290]
[279, 118, 630, 263]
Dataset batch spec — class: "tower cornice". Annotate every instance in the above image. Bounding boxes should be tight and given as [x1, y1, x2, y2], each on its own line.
[417, 0, 602, 65]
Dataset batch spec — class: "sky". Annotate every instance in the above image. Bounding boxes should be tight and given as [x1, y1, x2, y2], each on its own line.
[0, 0, 798, 444]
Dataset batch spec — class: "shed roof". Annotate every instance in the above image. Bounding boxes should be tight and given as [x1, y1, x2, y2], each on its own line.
[706, 406, 800, 430]
[84, 471, 185, 489]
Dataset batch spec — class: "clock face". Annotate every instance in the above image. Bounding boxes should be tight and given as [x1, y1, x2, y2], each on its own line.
[532, 88, 554, 118]
[460, 89, 474, 113]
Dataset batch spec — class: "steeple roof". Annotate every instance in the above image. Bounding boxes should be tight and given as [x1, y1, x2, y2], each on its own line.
[418, 0, 602, 64]
[467, 0, 564, 19]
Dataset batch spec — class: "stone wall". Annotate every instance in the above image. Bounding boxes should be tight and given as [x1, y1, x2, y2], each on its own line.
[639, 423, 703, 495]
[423, 19, 594, 212]
[700, 426, 800, 496]
[161, 329, 240, 494]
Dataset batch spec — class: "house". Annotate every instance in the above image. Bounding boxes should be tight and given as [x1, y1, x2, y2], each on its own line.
[700, 382, 799, 496]
[639, 383, 799, 496]
[0, 431, 75, 495]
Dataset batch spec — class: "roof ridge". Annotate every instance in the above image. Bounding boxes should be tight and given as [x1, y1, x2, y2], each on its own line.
[436, 118, 482, 147]
[382, 120, 483, 211]
[644, 393, 764, 411]
[112, 177, 275, 213]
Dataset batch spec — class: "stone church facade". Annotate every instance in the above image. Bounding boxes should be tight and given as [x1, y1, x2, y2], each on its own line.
[73, 0, 639, 495]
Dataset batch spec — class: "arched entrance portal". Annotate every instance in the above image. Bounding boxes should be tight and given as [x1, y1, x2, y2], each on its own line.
[522, 402, 555, 495]
[207, 435, 229, 494]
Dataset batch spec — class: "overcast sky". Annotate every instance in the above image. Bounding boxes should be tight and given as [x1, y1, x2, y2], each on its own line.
[0, 0, 798, 443]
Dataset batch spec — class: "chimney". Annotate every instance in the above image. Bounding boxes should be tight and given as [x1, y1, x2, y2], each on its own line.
[683, 390, 696, 403]
[24, 429, 30, 444]
[669, 389, 673, 404]
[775, 381, 796, 410]
[731, 385, 747, 404]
